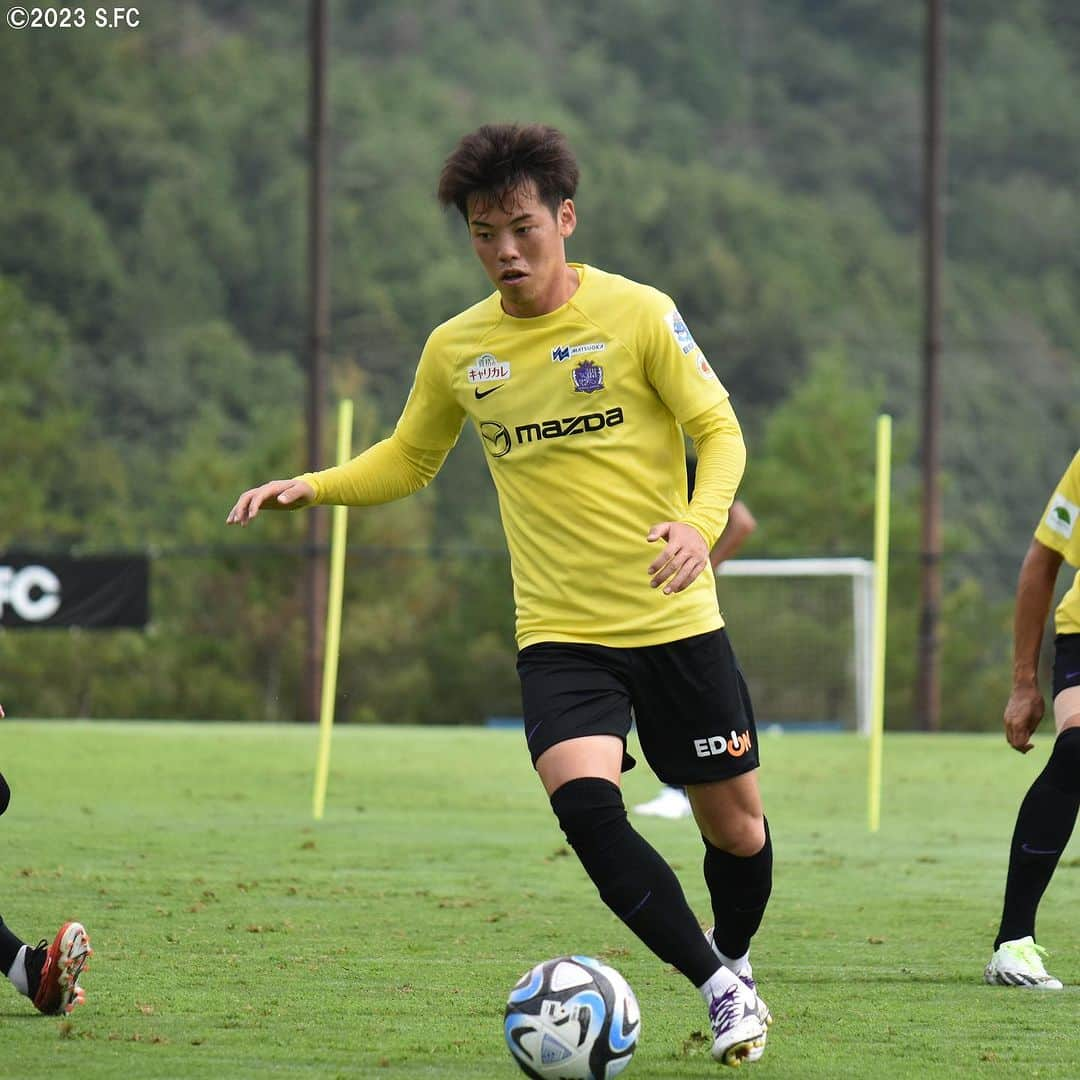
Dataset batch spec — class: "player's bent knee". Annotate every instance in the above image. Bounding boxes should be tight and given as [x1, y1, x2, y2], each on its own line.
[697, 808, 765, 857]
[549, 776, 626, 847]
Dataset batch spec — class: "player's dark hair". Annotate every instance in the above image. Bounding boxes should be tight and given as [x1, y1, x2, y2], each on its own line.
[437, 123, 579, 221]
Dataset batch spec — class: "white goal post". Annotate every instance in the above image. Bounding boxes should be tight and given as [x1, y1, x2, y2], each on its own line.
[715, 558, 875, 735]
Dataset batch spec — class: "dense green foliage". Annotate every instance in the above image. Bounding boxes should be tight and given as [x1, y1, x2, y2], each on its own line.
[4, 722, 1079, 1076]
[1, 2, 1077, 726]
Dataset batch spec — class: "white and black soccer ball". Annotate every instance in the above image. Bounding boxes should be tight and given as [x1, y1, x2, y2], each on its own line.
[504, 955, 640, 1079]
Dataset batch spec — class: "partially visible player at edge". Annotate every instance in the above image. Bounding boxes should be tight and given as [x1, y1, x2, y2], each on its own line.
[227, 124, 773, 1065]
[635, 498, 757, 820]
[0, 704, 92, 1014]
[985, 449, 1080, 989]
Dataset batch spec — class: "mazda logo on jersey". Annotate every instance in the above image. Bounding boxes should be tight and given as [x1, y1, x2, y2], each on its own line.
[480, 421, 512, 458]
[516, 406, 623, 444]
[480, 408, 626, 458]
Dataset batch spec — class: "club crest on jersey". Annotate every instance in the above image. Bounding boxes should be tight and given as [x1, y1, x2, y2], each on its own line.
[571, 359, 605, 394]
[467, 354, 510, 384]
[664, 309, 698, 355]
[551, 342, 605, 363]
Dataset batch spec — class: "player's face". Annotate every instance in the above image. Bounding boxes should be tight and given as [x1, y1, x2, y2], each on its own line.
[466, 182, 577, 318]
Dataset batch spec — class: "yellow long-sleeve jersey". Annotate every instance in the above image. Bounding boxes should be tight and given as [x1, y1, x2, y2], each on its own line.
[302, 264, 746, 649]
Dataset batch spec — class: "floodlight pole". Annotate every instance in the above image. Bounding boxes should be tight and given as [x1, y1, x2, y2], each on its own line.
[304, 0, 330, 724]
[916, 0, 946, 732]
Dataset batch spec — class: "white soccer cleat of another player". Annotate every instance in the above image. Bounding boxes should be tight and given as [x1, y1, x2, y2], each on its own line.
[632, 786, 692, 819]
[984, 937, 1063, 989]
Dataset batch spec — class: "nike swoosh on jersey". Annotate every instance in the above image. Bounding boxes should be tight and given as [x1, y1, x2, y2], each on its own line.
[474, 385, 502, 399]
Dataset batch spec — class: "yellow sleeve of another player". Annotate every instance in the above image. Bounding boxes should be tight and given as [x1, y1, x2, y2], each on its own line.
[296, 330, 466, 506]
[1034, 449, 1080, 566]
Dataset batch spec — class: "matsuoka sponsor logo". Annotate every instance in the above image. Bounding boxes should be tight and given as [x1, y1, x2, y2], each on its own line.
[551, 342, 605, 363]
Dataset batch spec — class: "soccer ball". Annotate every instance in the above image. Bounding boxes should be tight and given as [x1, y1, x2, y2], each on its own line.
[504, 955, 640, 1079]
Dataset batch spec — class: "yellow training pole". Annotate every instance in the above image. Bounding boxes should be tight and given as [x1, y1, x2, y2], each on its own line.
[313, 398, 353, 820]
[868, 414, 892, 832]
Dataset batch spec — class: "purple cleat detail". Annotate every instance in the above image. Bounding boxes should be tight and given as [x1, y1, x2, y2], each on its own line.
[708, 981, 765, 1067]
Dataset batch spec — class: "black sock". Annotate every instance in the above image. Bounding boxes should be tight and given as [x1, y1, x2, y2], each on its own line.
[703, 818, 773, 961]
[996, 728, 1080, 948]
[550, 777, 720, 986]
[0, 917, 26, 976]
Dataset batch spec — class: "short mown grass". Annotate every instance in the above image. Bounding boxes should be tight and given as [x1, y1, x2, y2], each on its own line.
[1, 721, 1076, 1078]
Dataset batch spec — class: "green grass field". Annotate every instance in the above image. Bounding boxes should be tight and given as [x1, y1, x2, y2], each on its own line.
[2, 722, 1077, 1078]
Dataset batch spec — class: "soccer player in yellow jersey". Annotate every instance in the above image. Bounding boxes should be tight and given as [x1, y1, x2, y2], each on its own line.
[227, 124, 772, 1064]
[985, 450, 1080, 989]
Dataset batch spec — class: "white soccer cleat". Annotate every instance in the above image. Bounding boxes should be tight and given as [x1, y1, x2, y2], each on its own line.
[984, 937, 1063, 989]
[632, 786, 692, 819]
[706, 927, 771, 1062]
[707, 977, 766, 1067]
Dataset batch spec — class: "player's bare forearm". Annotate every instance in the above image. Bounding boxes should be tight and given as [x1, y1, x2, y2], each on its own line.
[709, 500, 756, 569]
[1003, 539, 1062, 752]
[1011, 540, 1061, 688]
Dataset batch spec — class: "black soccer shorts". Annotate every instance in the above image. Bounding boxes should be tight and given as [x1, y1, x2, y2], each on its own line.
[516, 628, 760, 787]
[1053, 633, 1080, 700]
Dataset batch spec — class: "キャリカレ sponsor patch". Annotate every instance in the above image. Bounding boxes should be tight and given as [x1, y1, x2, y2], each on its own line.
[467, 354, 510, 384]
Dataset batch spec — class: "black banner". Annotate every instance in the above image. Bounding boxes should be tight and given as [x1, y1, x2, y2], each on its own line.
[0, 554, 149, 628]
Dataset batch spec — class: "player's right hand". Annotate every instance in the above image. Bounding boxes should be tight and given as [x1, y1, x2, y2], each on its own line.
[226, 479, 315, 526]
[1003, 683, 1044, 753]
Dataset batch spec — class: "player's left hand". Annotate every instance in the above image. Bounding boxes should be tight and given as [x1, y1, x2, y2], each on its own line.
[1003, 683, 1044, 753]
[646, 522, 709, 594]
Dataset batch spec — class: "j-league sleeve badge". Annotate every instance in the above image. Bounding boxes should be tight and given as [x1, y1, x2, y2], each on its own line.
[664, 309, 698, 355]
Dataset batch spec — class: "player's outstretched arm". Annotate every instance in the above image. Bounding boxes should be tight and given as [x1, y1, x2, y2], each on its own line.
[226, 479, 315, 527]
[1003, 538, 1063, 753]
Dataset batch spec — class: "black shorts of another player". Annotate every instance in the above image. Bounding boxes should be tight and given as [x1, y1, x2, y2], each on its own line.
[1053, 633, 1080, 699]
[516, 628, 759, 787]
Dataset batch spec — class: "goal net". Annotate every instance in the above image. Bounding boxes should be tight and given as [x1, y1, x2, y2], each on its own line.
[715, 558, 874, 734]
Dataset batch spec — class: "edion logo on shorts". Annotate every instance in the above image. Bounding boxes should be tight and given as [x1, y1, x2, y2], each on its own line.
[693, 730, 753, 759]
